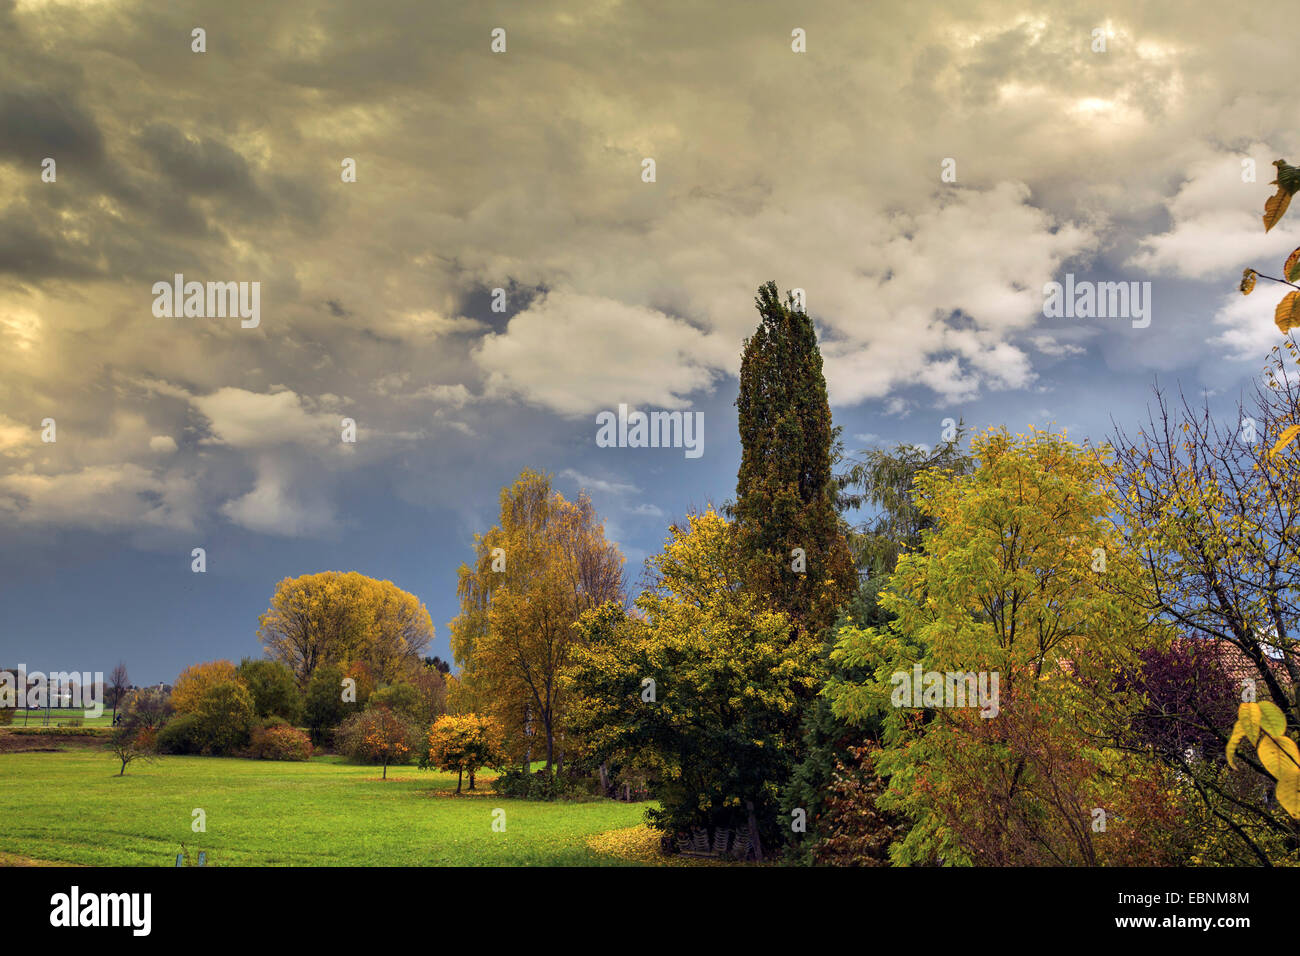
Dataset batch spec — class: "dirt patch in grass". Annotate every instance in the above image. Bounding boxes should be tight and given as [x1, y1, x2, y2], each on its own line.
[0, 733, 104, 753]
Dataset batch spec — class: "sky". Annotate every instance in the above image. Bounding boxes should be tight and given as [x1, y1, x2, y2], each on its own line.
[1, 0, 1297, 684]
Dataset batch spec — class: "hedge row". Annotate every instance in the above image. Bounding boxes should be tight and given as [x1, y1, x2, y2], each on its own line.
[1, 726, 113, 737]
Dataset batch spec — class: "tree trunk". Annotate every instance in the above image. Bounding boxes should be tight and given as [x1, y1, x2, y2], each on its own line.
[469, 768, 476, 790]
[599, 763, 610, 796]
[746, 800, 764, 863]
[382, 760, 388, 780]
[457, 769, 463, 793]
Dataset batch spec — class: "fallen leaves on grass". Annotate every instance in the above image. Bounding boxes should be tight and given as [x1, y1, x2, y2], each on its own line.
[586, 825, 733, 866]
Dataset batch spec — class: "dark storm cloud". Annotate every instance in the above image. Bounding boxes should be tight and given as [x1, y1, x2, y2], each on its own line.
[0, 86, 105, 165]
[137, 123, 261, 201]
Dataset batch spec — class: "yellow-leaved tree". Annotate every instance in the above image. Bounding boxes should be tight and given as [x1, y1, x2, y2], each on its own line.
[170, 660, 239, 714]
[450, 469, 623, 771]
[257, 571, 434, 686]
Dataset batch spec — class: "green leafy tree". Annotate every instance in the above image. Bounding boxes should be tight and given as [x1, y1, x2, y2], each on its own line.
[368, 683, 422, 722]
[569, 509, 816, 859]
[237, 658, 302, 723]
[829, 429, 1172, 865]
[193, 680, 256, 755]
[785, 435, 974, 862]
[304, 663, 352, 744]
[837, 433, 974, 577]
[782, 579, 889, 862]
[733, 281, 855, 635]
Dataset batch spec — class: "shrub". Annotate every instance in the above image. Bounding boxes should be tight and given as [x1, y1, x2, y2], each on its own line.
[193, 680, 256, 755]
[156, 681, 256, 756]
[491, 767, 583, 801]
[811, 743, 905, 866]
[157, 714, 205, 755]
[7, 726, 111, 737]
[250, 723, 313, 761]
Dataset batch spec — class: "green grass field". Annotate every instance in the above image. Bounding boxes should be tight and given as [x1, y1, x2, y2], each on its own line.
[6, 709, 114, 727]
[0, 747, 653, 866]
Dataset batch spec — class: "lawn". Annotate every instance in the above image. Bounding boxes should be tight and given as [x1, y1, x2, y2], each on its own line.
[0, 747, 653, 866]
[7, 709, 114, 727]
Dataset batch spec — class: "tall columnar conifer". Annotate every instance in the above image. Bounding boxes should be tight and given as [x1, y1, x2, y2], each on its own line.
[734, 281, 855, 636]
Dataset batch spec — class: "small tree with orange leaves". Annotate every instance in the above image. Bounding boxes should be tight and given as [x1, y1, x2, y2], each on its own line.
[339, 706, 417, 780]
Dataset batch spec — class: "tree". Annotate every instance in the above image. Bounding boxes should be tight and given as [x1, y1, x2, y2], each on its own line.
[192, 680, 256, 755]
[338, 706, 417, 779]
[1107, 366, 1300, 862]
[782, 579, 889, 863]
[426, 714, 504, 793]
[109, 662, 130, 724]
[407, 663, 449, 725]
[568, 509, 816, 859]
[732, 281, 855, 635]
[303, 663, 352, 744]
[785, 435, 976, 862]
[828, 428, 1170, 865]
[236, 659, 302, 723]
[836, 432, 974, 578]
[119, 686, 172, 731]
[341, 660, 376, 709]
[367, 683, 422, 722]
[107, 725, 157, 777]
[451, 469, 624, 771]
[424, 656, 452, 676]
[171, 660, 239, 715]
[257, 571, 435, 685]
